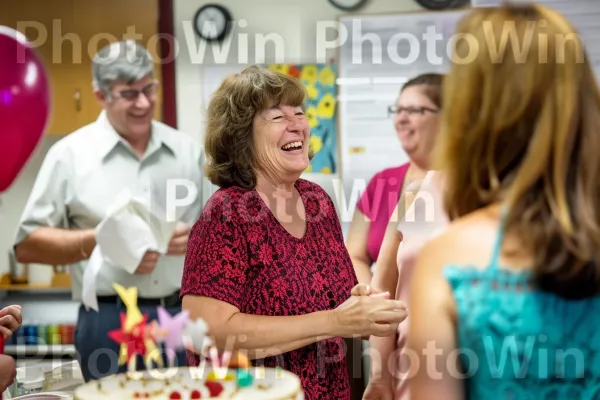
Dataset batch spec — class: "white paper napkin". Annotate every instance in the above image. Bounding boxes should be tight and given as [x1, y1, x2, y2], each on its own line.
[82, 189, 178, 312]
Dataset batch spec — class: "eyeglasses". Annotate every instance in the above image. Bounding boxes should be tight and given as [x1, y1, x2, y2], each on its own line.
[112, 81, 159, 101]
[388, 105, 438, 116]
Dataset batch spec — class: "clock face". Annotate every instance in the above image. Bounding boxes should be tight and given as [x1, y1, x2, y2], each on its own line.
[328, 0, 367, 11]
[193, 4, 232, 41]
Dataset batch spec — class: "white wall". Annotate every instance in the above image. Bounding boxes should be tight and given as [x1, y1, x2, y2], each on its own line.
[174, 0, 422, 135]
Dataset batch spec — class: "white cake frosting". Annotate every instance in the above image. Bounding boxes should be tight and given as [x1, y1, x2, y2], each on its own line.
[74, 367, 303, 400]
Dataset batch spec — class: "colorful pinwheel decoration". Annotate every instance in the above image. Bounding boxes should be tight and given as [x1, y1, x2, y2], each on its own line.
[107, 283, 163, 372]
[108, 312, 149, 364]
[105, 282, 253, 389]
[154, 306, 190, 367]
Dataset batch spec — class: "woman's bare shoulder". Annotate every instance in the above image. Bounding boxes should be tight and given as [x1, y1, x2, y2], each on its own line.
[419, 207, 503, 272]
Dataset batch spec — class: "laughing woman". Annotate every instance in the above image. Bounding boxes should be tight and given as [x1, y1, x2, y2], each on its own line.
[180, 66, 407, 400]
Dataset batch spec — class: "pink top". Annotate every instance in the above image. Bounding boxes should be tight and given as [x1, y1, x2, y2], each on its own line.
[356, 163, 410, 262]
[394, 171, 448, 399]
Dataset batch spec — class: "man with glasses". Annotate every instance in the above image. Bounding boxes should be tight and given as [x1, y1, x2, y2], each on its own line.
[12, 40, 209, 381]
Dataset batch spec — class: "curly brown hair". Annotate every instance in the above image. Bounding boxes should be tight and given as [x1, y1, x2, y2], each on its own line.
[204, 65, 313, 189]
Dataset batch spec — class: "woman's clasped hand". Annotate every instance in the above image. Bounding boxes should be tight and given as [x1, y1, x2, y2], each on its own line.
[333, 283, 407, 339]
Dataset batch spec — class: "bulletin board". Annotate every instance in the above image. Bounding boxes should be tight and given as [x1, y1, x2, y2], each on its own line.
[267, 63, 338, 175]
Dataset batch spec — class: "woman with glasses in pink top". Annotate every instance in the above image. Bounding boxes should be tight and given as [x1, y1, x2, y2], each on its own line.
[346, 73, 444, 285]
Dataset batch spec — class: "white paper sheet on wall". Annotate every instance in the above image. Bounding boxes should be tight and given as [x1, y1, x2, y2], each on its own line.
[201, 65, 250, 110]
[337, 10, 468, 197]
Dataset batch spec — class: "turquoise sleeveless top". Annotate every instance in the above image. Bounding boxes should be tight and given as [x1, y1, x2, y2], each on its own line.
[443, 214, 600, 399]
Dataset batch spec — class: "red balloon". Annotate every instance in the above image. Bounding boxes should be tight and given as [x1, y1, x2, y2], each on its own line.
[0, 26, 50, 192]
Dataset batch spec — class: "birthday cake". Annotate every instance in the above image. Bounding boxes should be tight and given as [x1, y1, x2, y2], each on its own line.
[73, 284, 304, 399]
[73, 367, 303, 399]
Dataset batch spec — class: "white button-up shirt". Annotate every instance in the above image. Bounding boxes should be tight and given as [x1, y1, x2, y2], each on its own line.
[14, 111, 214, 301]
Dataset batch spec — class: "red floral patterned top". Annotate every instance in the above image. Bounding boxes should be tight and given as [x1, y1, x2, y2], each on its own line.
[180, 179, 356, 400]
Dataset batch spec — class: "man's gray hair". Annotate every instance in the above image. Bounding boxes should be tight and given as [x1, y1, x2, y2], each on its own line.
[92, 40, 154, 96]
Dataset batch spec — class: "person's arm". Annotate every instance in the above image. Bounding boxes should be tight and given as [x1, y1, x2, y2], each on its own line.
[407, 234, 464, 400]
[367, 219, 402, 384]
[183, 295, 334, 359]
[180, 194, 407, 360]
[346, 209, 374, 284]
[347, 171, 387, 284]
[12, 144, 92, 265]
[183, 289, 405, 360]
[0, 355, 16, 393]
[14, 227, 95, 265]
[367, 177, 424, 384]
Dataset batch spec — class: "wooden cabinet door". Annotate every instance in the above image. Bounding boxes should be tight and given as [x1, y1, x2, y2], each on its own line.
[0, 0, 161, 135]
[72, 0, 162, 126]
[0, 0, 87, 135]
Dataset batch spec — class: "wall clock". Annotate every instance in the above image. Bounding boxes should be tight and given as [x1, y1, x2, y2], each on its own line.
[328, 0, 368, 12]
[414, 0, 463, 9]
[193, 4, 233, 42]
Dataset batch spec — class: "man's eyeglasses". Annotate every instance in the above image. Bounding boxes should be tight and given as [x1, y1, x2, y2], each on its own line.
[112, 81, 159, 101]
[388, 105, 438, 116]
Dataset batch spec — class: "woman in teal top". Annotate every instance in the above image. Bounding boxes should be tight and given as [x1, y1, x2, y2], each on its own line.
[406, 3, 600, 399]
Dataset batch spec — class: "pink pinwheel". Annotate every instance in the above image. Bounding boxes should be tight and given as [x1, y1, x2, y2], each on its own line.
[156, 307, 189, 365]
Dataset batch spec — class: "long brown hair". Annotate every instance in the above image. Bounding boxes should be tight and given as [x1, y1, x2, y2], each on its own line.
[435, 3, 600, 298]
